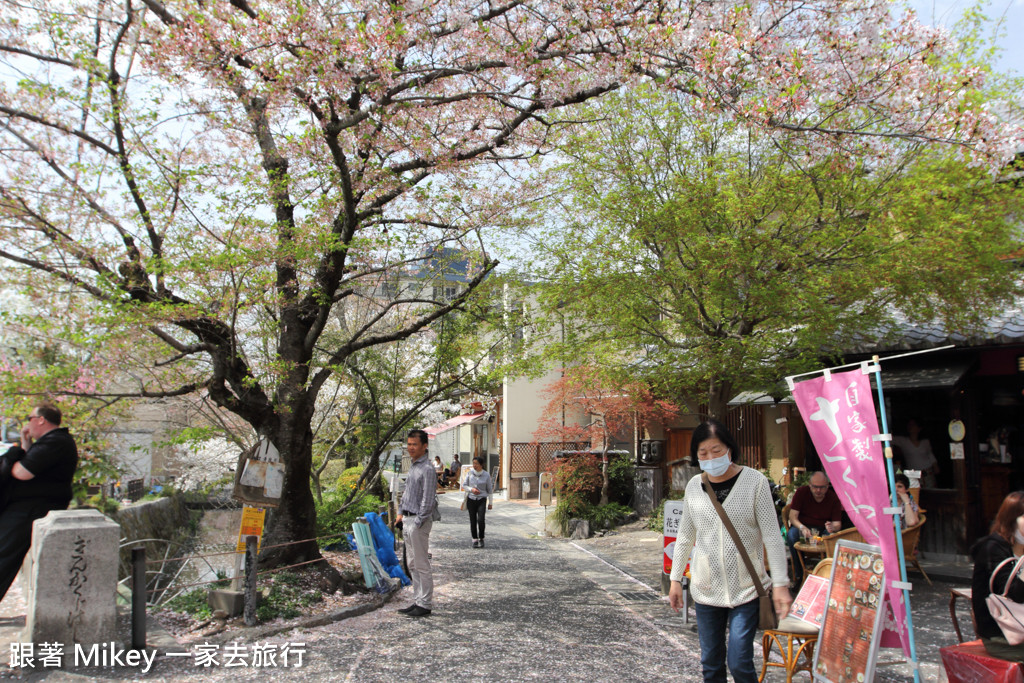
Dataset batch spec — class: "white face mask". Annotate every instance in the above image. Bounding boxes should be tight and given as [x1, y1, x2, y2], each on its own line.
[699, 451, 731, 477]
[1014, 529, 1024, 546]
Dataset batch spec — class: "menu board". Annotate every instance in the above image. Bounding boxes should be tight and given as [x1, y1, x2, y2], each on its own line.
[813, 540, 886, 683]
[789, 573, 830, 629]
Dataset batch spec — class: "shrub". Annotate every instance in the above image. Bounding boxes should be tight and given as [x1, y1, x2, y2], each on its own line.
[255, 571, 323, 622]
[315, 490, 386, 542]
[335, 466, 358, 491]
[320, 459, 349, 487]
[606, 452, 635, 505]
[78, 494, 120, 515]
[547, 453, 604, 535]
[591, 502, 634, 529]
[548, 453, 601, 534]
[163, 588, 213, 620]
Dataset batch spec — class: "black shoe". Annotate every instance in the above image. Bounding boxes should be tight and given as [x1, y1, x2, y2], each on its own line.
[472, 539, 479, 548]
[405, 606, 432, 617]
[478, 539, 484, 548]
[398, 604, 418, 614]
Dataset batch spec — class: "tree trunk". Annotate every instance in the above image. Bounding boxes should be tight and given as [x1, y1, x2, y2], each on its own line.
[259, 416, 344, 589]
[706, 378, 733, 422]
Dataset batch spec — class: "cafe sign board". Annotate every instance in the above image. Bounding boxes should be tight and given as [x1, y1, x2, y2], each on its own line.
[662, 499, 688, 575]
[812, 539, 887, 683]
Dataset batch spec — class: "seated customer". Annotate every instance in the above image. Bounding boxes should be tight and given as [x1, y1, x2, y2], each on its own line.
[893, 473, 919, 529]
[972, 491, 1024, 662]
[445, 458, 461, 485]
[787, 471, 843, 584]
[434, 456, 446, 486]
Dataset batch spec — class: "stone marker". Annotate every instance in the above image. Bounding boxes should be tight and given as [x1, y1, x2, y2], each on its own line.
[22, 509, 121, 647]
[568, 518, 591, 539]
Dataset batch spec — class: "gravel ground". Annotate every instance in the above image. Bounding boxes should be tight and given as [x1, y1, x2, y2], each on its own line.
[0, 494, 964, 681]
[0, 495, 706, 681]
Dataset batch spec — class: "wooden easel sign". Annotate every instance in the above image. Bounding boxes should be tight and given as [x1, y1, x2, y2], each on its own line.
[813, 539, 887, 683]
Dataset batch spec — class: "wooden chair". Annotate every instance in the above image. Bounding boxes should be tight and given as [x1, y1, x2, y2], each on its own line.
[903, 515, 932, 586]
[821, 525, 865, 558]
[949, 587, 976, 643]
[820, 517, 931, 585]
[759, 559, 833, 682]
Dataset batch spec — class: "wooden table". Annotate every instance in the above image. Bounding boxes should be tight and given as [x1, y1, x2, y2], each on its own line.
[793, 540, 827, 579]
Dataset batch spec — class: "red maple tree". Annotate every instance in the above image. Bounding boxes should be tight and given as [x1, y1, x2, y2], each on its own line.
[533, 366, 678, 505]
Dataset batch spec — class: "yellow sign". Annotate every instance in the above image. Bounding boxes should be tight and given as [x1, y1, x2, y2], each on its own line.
[236, 506, 266, 553]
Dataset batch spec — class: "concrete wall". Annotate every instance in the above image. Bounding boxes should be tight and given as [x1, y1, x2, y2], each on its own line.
[113, 495, 193, 579]
[432, 430, 457, 463]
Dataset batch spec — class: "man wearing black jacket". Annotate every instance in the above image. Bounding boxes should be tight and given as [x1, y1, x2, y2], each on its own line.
[0, 402, 79, 601]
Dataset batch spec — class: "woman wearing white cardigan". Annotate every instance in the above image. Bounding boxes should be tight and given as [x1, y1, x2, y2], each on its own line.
[668, 419, 792, 682]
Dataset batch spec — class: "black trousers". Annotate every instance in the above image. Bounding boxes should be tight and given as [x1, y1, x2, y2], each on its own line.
[467, 497, 487, 540]
[0, 500, 55, 602]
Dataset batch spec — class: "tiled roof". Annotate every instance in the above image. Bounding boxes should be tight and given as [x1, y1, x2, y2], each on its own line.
[845, 297, 1024, 354]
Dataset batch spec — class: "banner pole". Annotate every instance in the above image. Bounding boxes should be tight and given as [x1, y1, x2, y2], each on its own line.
[871, 355, 922, 683]
[786, 344, 955, 386]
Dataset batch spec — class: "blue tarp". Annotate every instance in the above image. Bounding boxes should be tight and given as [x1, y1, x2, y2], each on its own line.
[364, 512, 410, 586]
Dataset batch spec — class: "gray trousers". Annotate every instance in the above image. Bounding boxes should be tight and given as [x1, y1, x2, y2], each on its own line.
[406, 518, 433, 609]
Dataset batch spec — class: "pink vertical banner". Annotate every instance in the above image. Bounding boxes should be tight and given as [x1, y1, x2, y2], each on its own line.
[791, 368, 911, 654]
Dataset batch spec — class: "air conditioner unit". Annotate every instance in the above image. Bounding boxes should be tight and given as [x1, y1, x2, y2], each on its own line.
[639, 440, 652, 465]
[640, 439, 665, 465]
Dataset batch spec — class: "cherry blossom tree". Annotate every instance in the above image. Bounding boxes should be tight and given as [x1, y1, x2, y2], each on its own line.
[0, 0, 1017, 576]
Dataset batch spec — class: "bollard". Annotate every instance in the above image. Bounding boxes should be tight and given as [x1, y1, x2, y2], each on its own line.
[131, 548, 146, 649]
[243, 535, 258, 626]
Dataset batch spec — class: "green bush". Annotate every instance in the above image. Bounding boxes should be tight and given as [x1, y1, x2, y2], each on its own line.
[255, 571, 323, 622]
[315, 490, 386, 541]
[591, 502, 634, 529]
[335, 465, 363, 492]
[548, 453, 602, 535]
[78, 494, 120, 515]
[320, 459, 348, 487]
[607, 453, 635, 505]
[163, 588, 213, 620]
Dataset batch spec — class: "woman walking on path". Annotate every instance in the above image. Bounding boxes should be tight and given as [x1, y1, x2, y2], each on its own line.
[668, 419, 792, 683]
[462, 456, 493, 548]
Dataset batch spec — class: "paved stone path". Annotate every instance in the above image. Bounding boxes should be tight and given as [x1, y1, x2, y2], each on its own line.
[0, 493, 972, 681]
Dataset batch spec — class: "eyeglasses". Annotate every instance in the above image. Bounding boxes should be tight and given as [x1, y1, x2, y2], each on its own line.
[25, 414, 40, 422]
[810, 484, 829, 490]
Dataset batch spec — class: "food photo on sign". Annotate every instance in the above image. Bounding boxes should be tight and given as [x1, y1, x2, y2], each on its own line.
[812, 540, 888, 683]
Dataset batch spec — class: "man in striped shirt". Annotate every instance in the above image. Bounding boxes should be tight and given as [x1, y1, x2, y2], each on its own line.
[395, 429, 436, 617]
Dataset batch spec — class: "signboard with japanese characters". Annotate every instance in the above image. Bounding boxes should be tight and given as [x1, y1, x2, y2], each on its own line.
[791, 367, 909, 655]
[236, 505, 266, 553]
[662, 499, 689, 576]
[812, 540, 887, 683]
[788, 573, 830, 630]
[232, 438, 284, 508]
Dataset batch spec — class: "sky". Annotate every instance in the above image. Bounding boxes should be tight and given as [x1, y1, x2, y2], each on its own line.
[906, 0, 1023, 75]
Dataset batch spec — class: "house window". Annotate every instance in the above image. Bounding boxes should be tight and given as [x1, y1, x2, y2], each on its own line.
[433, 285, 459, 301]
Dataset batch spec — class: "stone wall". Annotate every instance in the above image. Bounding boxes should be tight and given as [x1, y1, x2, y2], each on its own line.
[112, 495, 194, 579]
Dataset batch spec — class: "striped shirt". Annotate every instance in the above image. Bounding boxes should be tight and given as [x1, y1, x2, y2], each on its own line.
[400, 454, 437, 528]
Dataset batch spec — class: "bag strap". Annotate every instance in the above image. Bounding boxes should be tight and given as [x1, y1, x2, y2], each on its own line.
[702, 472, 768, 599]
[991, 555, 1024, 597]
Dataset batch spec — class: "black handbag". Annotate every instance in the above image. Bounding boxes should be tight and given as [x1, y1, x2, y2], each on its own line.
[701, 473, 778, 630]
